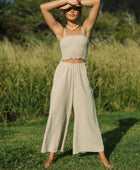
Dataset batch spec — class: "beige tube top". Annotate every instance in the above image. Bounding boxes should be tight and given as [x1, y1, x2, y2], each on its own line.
[59, 26, 89, 61]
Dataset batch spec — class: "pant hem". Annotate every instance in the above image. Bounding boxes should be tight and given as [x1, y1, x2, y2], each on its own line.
[73, 149, 104, 155]
[41, 149, 64, 154]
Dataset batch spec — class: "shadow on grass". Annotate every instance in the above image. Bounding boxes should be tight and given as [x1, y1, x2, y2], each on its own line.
[54, 149, 73, 163]
[102, 117, 139, 159]
[56, 117, 139, 161]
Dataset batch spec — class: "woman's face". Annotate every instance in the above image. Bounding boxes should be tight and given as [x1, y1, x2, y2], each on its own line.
[65, 7, 80, 21]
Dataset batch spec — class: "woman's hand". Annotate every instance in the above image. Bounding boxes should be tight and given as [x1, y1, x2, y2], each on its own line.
[67, 0, 80, 6]
[59, 4, 72, 10]
[59, 0, 81, 10]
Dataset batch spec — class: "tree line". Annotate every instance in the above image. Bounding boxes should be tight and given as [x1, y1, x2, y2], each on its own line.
[0, 0, 140, 44]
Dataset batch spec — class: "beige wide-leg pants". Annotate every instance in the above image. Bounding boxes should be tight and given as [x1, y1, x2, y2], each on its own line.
[41, 61, 104, 154]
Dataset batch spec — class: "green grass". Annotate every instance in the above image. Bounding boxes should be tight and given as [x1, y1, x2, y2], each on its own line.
[0, 111, 139, 169]
[0, 37, 140, 122]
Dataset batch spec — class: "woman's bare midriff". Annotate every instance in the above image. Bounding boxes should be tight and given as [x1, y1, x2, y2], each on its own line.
[62, 58, 85, 63]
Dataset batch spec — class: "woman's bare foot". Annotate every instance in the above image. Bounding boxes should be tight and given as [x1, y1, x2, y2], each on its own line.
[100, 159, 113, 168]
[42, 159, 54, 168]
[98, 151, 113, 168]
[42, 152, 55, 168]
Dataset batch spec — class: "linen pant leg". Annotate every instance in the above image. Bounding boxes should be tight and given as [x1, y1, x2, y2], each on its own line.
[41, 63, 73, 153]
[72, 64, 104, 154]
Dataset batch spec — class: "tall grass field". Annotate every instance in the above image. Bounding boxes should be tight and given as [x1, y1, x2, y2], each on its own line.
[0, 37, 140, 122]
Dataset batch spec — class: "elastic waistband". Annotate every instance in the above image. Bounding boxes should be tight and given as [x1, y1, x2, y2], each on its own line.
[58, 60, 87, 68]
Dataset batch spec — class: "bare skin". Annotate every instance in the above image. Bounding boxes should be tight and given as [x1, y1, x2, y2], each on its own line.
[40, 0, 113, 168]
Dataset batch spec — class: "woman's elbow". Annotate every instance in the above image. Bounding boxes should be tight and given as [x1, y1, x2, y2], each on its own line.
[40, 4, 48, 10]
[40, 4, 42, 8]
[40, 4, 51, 12]
[40, 4, 44, 10]
[95, 0, 100, 5]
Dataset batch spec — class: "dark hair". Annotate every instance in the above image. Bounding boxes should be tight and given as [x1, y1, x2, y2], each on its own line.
[61, 7, 82, 17]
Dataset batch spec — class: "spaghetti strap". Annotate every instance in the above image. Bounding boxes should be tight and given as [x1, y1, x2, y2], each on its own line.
[64, 27, 66, 37]
[81, 26, 84, 35]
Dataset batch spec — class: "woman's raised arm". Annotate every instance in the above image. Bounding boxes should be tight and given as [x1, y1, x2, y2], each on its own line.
[40, 0, 79, 38]
[40, 0, 68, 36]
[80, 0, 101, 38]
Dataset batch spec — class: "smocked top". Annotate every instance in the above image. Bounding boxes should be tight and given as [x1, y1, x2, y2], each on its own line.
[59, 26, 89, 61]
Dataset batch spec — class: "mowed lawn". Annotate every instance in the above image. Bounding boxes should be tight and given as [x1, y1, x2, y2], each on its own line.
[0, 111, 139, 170]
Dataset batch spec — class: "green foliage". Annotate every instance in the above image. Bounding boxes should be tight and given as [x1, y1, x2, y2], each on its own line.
[0, 38, 140, 122]
[92, 11, 140, 43]
[87, 39, 140, 112]
[0, 0, 59, 41]
[0, 1, 140, 43]
[114, 12, 139, 42]
[0, 37, 57, 122]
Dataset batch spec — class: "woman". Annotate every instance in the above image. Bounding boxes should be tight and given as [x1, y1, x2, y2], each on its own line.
[40, 0, 113, 168]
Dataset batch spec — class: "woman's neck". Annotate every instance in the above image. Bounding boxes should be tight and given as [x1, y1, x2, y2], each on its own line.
[66, 21, 78, 28]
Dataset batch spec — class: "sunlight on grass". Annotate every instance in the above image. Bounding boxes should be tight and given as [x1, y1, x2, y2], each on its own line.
[0, 37, 140, 122]
[0, 111, 139, 169]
